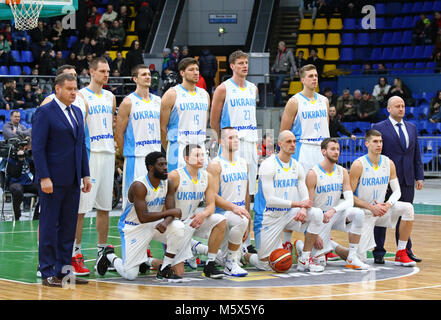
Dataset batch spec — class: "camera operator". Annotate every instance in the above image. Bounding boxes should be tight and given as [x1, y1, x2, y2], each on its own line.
[4, 138, 37, 221]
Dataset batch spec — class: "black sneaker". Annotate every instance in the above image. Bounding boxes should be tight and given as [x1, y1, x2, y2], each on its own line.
[156, 264, 183, 283]
[96, 245, 114, 276]
[247, 244, 257, 254]
[139, 262, 149, 274]
[202, 261, 224, 279]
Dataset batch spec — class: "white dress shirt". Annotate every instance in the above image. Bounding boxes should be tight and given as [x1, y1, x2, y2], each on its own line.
[54, 96, 78, 129]
[389, 116, 409, 148]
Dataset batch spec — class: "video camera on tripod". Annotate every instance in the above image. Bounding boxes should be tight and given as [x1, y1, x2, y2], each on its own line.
[0, 137, 32, 160]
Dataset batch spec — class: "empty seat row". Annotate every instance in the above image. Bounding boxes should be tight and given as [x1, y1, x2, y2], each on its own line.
[340, 45, 434, 61]
[375, 1, 441, 15]
[343, 16, 429, 30]
[0, 65, 32, 75]
[341, 31, 413, 46]
[299, 18, 342, 31]
[9, 50, 33, 63]
[297, 33, 341, 46]
[349, 62, 437, 74]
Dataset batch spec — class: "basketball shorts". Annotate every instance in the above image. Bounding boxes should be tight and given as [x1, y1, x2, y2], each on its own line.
[122, 156, 148, 210]
[167, 141, 207, 172]
[238, 140, 258, 195]
[79, 151, 115, 213]
[173, 212, 226, 264]
[293, 142, 324, 173]
[357, 201, 414, 261]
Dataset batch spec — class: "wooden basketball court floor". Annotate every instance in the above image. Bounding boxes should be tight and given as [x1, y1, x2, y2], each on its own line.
[0, 203, 441, 301]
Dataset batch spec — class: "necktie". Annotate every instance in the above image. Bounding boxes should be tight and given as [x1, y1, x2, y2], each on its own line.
[66, 106, 78, 135]
[396, 123, 406, 150]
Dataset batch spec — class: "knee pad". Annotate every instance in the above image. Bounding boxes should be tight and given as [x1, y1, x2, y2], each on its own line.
[347, 207, 364, 235]
[228, 216, 248, 245]
[124, 267, 139, 281]
[401, 202, 414, 221]
[168, 220, 185, 238]
[307, 207, 323, 234]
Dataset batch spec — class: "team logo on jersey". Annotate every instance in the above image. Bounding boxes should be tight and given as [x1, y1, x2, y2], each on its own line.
[181, 180, 188, 186]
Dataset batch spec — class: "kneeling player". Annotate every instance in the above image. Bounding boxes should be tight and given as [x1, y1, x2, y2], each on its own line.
[96, 152, 186, 282]
[349, 130, 416, 266]
[245, 130, 325, 272]
[169, 144, 226, 279]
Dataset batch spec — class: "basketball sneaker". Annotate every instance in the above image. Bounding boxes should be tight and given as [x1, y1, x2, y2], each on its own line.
[394, 249, 416, 267]
[293, 239, 304, 263]
[326, 251, 340, 261]
[312, 254, 327, 268]
[224, 258, 248, 277]
[297, 256, 325, 272]
[345, 255, 370, 270]
[72, 253, 90, 276]
[95, 245, 114, 276]
[282, 241, 293, 253]
[202, 261, 224, 279]
[156, 264, 183, 283]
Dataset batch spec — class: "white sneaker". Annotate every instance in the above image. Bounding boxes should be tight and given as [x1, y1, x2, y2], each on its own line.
[312, 255, 327, 268]
[224, 258, 248, 277]
[293, 239, 304, 263]
[297, 256, 325, 272]
[185, 257, 198, 269]
[345, 255, 370, 270]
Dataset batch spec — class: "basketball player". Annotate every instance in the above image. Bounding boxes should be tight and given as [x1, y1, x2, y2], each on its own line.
[279, 64, 330, 252]
[115, 64, 162, 209]
[38, 64, 90, 277]
[77, 57, 117, 272]
[96, 152, 185, 282]
[300, 138, 368, 270]
[246, 130, 324, 272]
[168, 144, 226, 279]
[160, 57, 210, 172]
[206, 127, 250, 277]
[349, 130, 416, 266]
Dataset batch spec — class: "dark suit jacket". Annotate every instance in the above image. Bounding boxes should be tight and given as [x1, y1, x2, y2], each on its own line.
[372, 118, 424, 187]
[31, 99, 89, 187]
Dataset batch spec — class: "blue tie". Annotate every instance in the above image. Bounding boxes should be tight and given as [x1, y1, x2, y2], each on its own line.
[396, 123, 406, 150]
[66, 106, 78, 135]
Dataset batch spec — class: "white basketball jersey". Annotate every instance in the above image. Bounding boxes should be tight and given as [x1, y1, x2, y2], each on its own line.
[46, 93, 86, 122]
[80, 87, 115, 154]
[291, 92, 330, 145]
[168, 84, 209, 144]
[255, 154, 302, 216]
[220, 79, 258, 142]
[312, 164, 344, 212]
[355, 155, 390, 205]
[214, 156, 248, 214]
[119, 175, 168, 226]
[123, 92, 161, 157]
[175, 167, 208, 220]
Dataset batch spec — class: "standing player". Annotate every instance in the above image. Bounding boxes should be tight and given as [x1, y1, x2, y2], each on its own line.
[301, 138, 368, 270]
[247, 130, 324, 272]
[77, 57, 117, 272]
[349, 130, 416, 266]
[206, 127, 250, 277]
[168, 144, 226, 279]
[160, 57, 210, 172]
[115, 64, 162, 209]
[96, 152, 185, 282]
[279, 64, 330, 251]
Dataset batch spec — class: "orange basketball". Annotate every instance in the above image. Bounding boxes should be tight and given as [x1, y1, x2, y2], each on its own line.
[269, 248, 293, 273]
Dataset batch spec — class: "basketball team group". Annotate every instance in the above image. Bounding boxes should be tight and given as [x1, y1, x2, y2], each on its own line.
[32, 49, 423, 287]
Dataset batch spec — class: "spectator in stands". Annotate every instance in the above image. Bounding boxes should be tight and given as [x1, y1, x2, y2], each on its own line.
[11, 28, 29, 51]
[160, 67, 179, 95]
[362, 63, 375, 75]
[124, 40, 144, 76]
[1, 24, 12, 43]
[413, 13, 432, 45]
[3, 110, 31, 141]
[257, 133, 275, 158]
[81, 21, 97, 40]
[111, 51, 126, 74]
[431, 11, 441, 46]
[149, 64, 160, 95]
[356, 91, 379, 122]
[377, 63, 388, 75]
[50, 20, 67, 51]
[96, 22, 110, 51]
[329, 105, 356, 141]
[0, 81, 10, 110]
[372, 76, 391, 108]
[316, 0, 331, 20]
[3, 80, 20, 109]
[294, 50, 307, 74]
[39, 49, 57, 75]
[198, 49, 217, 96]
[135, 1, 154, 50]
[118, 5, 131, 31]
[29, 21, 51, 46]
[271, 41, 296, 107]
[66, 52, 80, 71]
[172, 46, 180, 62]
[323, 87, 337, 107]
[107, 20, 126, 49]
[196, 74, 207, 90]
[387, 77, 414, 106]
[100, 4, 118, 26]
[429, 90, 441, 120]
[54, 51, 66, 69]
[178, 46, 191, 63]
[30, 68, 51, 95]
[73, 36, 93, 60]
[336, 89, 356, 121]
[161, 48, 177, 79]
[19, 83, 38, 109]
[305, 48, 323, 78]
[433, 50, 441, 73]
[0, 33, 13, 66]
[88, 6, 102, 26]
[299, 0, 317, 22]
[78, 68, 91, 89]
[108, 69, 124, 97]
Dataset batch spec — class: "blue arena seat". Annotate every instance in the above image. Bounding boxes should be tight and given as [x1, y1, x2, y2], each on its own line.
[412, 45, 425, 59]
[411, 2, 424, 13]
[357, 33, 370, 45]
[20, 50, 33, 63]
[391, 32, 402, 45]
[401, 2, 414, 13]
[414, 62, 427, 73]
[350, 64, 362, 75]
[375, 3, 386, 15]
[390, 17, 403, 29]
[422, 1, 434, 12]
[401, 30, 413, 45]
[381, 47, 393, 60]
[343, 18, 357, 30]
[341, 33, 355, 45]
[380, 32, 392, 44]
[340, 48, 354, 61]
[369, 47, 382, 61]
[401, 46, 414, 59]
[375, 18, 386, 29]
[10, 50, 20, 62]
[426, 61, 437, 72]
[434, 0, 441, 11]
[391, 47, 403, 60]
[392, 62, 404, 74]
[424, 45, 434, 59]
[67, 35, 78, 49]
[9, 66, 21, 75]
[0, 66, 8, 75]
[386, 2, 402, 14]
[404, 62, 415, 72]
[401, 16, 413, 29]
[22, 66, 32, 75]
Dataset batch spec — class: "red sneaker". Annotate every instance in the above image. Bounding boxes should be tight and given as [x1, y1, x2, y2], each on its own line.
[395, 249, 416, 267]
[72, 253, 90, 276]
[282, 241, 293, 253]
[326, 251, 339, 261]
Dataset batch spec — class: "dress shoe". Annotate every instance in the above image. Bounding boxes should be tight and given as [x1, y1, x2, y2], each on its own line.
[42, 276, 62, 288]
[407, 251, 422, 263]
[374, 256, 385, 264]
[68, 277, 89, 285]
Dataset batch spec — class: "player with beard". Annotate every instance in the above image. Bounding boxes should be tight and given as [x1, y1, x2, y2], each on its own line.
[160, 58, 210, 172]
[96, 152, 185, 282]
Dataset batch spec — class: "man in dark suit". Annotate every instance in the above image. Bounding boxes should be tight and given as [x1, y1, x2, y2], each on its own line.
[371, 96, 424, 264]
[32, 73, 92, 287]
